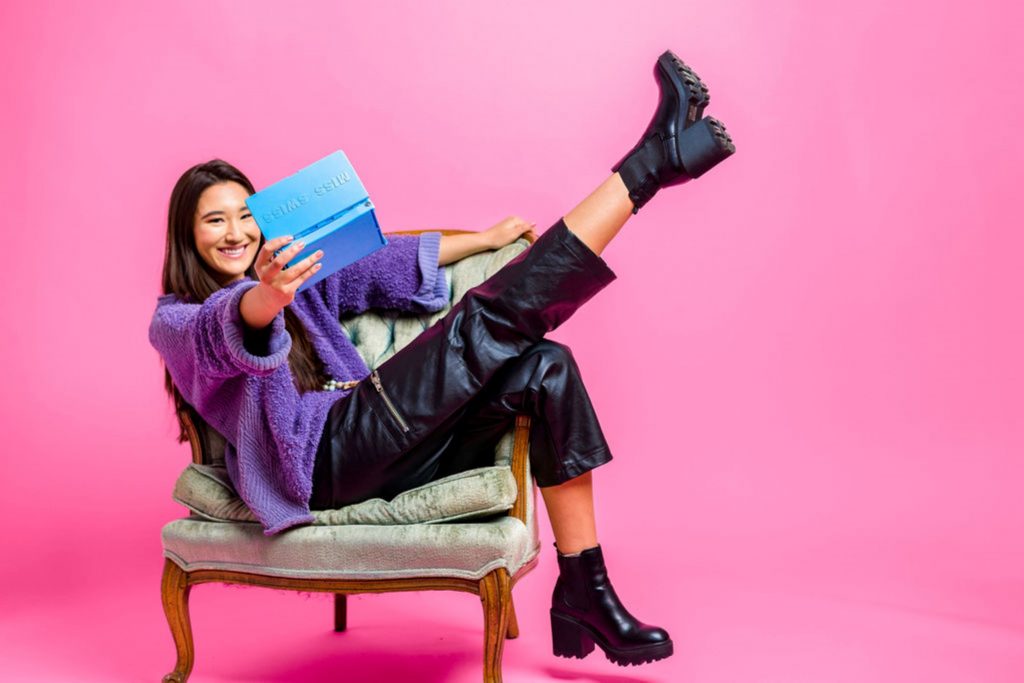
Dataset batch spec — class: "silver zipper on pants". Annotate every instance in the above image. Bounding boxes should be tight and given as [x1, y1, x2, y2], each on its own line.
[369, 370, 411, 433]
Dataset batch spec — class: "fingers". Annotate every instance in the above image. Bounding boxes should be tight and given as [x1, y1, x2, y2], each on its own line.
[279, 248, 324, 288]
[517, 221, 537, 238]
[502, 216, 535, 230]
[280, 249, 324, 294]
[260, 236, 306, 273]
[256, 235, 324, 298]
[501, 217, 537, 245]
[258, 236, 289, 270]
[260, 235, 296, 259]
[291, 249, 324, 276]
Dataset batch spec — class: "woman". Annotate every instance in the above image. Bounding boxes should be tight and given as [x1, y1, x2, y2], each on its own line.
[149, 49, 734, 667]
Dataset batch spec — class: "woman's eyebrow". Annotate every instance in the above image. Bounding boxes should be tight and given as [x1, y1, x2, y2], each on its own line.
[200, 208, 251, 219]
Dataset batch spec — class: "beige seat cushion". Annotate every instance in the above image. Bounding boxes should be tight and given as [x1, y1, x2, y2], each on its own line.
[174, 462, 517, 526]
[161, 438, 544, 581]
[162, 431, 543, 581]
[162, 515, 540, 581]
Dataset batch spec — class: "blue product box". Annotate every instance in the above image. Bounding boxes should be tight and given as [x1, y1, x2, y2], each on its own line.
[245, 150, 387, 294]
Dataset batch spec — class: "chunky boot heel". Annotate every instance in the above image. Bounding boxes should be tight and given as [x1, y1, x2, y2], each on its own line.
[676, 116, 736, 180]
[550, 543, 674, 667]
[612, 48, 735, 214]
[550, 611, 596, 659]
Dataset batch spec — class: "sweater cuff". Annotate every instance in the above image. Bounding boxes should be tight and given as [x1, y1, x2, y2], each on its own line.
[411, 232, 450, 311]
[220, 280, 292, 376]
[264, 512, 316, 536]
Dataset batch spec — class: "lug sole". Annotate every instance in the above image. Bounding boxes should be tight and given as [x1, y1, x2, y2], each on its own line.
[657, 49, 710, 126]
[551, 610, 674, 667]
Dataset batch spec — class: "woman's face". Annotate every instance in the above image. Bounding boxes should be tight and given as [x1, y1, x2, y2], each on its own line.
[193, 181, 261, 285]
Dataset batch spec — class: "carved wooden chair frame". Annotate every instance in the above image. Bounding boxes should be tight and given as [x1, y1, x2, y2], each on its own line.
[161, 229, 539, 683]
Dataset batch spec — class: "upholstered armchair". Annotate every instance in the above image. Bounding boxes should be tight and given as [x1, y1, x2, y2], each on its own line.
[160, 231, 540, 683]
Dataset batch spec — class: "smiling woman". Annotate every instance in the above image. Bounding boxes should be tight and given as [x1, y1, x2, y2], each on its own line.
[193, 182, 261, 286]
[152, 48, 733, 669]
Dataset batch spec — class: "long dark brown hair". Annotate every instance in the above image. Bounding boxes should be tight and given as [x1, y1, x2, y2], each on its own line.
[158, 159, 327, 444]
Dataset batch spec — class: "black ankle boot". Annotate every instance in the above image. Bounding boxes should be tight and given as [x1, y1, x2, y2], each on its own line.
[550, 542, 673, 666]
[612, 49, 735, 214]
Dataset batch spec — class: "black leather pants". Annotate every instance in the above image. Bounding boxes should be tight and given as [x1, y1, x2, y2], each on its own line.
[309, 217, 618, 510]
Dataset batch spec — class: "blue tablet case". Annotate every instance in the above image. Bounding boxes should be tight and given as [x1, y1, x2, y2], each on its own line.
[245, 150, 387, 294]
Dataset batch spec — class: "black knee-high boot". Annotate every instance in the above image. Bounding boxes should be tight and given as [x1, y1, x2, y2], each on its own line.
[550, 542, 673, 666]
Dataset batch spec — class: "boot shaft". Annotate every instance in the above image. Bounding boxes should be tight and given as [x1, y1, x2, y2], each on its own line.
[552, 542, 611, 610]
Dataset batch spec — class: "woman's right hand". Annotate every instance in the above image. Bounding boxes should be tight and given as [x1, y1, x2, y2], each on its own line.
[254, 236, 324, 308]
[484, 215, 537, 249]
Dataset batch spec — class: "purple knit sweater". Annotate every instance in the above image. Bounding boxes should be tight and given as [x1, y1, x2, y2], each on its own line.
[149, 233, 449, 535]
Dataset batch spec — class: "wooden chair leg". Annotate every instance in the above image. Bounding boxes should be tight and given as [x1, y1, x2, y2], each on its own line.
[161, 558, 194, 683]
[333, 593, 348, 632]
[505, 594, 519, 639]
[479, 568, 512, 683]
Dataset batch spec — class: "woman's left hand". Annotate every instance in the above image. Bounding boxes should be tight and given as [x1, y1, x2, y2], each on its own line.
[483, 215, 538, 249]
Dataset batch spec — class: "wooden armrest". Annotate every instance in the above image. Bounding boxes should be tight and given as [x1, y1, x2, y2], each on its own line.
[387, 227, 537, 245]
[179, 406, 229, 466]
[180, 407, 206, 465]
[507, 415, 532, 524]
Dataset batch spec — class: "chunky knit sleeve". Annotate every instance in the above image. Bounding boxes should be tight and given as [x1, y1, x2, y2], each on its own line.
[312, 232, 449, 316]
[148, 280, 292, 395]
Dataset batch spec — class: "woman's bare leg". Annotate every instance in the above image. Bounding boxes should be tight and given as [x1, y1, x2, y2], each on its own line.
[535, 173, 630, 553]
[535, 172, 631, 553]
[540, 471, 599, 554]
[562, 172, 634, 257]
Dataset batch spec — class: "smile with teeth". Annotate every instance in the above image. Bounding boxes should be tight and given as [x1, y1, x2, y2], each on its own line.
[218, 244, 249, 259]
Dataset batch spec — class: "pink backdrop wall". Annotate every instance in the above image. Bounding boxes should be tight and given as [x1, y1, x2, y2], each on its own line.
[2, 1, 1021, 681]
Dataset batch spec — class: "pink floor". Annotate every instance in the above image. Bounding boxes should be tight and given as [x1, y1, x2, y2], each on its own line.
[4, 521, 1023, 682]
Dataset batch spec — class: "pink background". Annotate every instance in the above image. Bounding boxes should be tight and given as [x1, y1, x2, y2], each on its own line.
[2, 0, 1022, 681]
